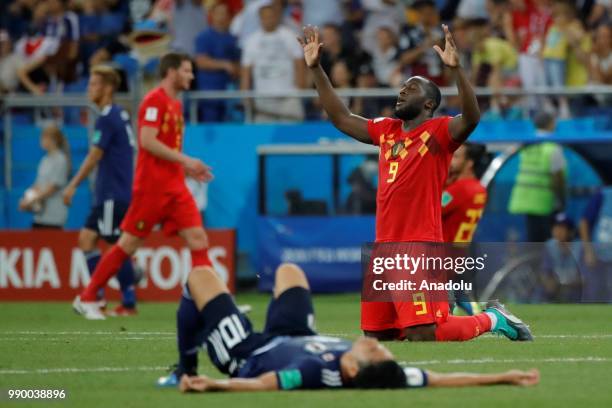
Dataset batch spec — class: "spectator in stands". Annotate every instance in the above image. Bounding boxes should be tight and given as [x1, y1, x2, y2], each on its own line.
[371, 26, 400, 86]
[590, 23, 612, 85]
[579, 187, 612, 301]
[503, 0, 552, 112]
[469, 19, 519, 115]
[542, 0, 579, 118]
[231, 0, 299, 50]
[397, 0, 445, 86]
[539, 212, 583, 302]
[19, 124, 70, 229]
[15, 2, 62, 95]
[508, 111, 567, 242]
[456, 0, 489, 19]
[345, 156, 377, 215]
[43, 0, 80, 84]
[170, 0, 207, 55]
[0, 29, 22, 94]
[240, 3, 305, 122]
[194, 3, 240, 122]
[486, 0, 512, 37]
[361, 0, 403, 55]
[319, 24, 373, 85]
[302, 0, 344, 27]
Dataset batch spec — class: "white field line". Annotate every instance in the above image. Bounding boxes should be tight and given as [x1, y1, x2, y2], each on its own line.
[1, 331, 612, 340]
[0, 366, 167, 375]
[402, 357, 612, 366]
[1, 357, 611, 376]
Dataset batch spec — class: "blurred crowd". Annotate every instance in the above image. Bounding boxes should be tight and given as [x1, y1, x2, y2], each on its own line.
[0, 0, 610, 122]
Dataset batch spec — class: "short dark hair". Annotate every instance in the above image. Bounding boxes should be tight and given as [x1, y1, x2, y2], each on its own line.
[352, 361, 406, 389]
[423, 79, 442, 112]
[464, 143, 486, 164]
[159, 52, 191, 78]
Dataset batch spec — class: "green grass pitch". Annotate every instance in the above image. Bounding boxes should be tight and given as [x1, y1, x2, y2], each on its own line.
[1, 295, 611, 407]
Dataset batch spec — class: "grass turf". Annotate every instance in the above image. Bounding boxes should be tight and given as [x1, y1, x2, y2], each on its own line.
[1, 295, 611, 407]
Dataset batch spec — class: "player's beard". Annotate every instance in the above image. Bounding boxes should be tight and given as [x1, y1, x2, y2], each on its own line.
[394, 102, 424, 121]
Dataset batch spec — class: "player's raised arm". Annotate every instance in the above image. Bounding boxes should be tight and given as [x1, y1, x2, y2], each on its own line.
[299, 26, 371, 144]
[426, 368, 540, 387]
[179, 372, 279, 393]
[433, 24, 480, 144]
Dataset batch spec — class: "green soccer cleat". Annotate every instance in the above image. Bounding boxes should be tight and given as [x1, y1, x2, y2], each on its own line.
[485, 300, 533, 341]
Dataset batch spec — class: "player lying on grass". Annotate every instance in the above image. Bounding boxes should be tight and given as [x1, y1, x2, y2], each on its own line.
[158, 263, 539, 392]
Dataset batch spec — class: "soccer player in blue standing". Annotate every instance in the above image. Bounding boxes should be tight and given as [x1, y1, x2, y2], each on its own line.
[157, 263, 540, 391]
[63, 65, 138, 316]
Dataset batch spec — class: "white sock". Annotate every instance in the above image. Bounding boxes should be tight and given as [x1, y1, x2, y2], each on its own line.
[486, 311, 498, 331]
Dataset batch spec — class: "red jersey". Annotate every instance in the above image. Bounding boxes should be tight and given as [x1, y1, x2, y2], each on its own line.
[367, 116, 459, 242]
[512, 0, 551, 54]
[442, 177, 487, 243]
[134, 87, 185, 193]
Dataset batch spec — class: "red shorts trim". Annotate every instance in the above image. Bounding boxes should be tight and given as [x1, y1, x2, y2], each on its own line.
[121, 188, 202, 238]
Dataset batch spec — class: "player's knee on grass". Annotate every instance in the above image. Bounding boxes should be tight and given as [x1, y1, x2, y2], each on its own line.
[187, 266, 229, 310]
[363, 329, 401, 341]
[273, 263, 309, 298]
[401, 324, 436, 341]
[78, 229, 98, 252]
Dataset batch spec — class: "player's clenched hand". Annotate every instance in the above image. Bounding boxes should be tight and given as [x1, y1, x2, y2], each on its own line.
[179, 374, 214, 392]
[62, 185, 76, 206]
[183, 157, 214, 183]
[505, 369, 540, 386]
[298, 25, 323, 68]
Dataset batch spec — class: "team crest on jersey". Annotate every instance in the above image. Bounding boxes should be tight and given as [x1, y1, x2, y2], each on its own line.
[136, 220, 145, 231]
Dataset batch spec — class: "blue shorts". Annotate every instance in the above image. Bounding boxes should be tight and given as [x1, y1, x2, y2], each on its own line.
[84, 200, 129, 243]
[198, 287, 316, 376]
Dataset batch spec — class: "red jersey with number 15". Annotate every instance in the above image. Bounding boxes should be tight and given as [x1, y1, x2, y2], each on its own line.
[367, 116, 459, 242]
[442, 178, 487, 243]
[134, 86, 185, 193]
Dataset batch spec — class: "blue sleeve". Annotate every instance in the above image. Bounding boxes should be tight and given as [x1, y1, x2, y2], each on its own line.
[582, 192, 603, 231]
[93, 116, 113, 151]
[276, 359, 330, 390]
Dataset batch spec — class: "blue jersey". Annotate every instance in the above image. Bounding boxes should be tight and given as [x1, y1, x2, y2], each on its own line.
[237, 336, 349, 389]
[92, 104, 134, 206]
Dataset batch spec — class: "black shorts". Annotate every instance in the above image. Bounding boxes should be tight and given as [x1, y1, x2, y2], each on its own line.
[198, 287, 316, 376]
[84, 200, 129, 243]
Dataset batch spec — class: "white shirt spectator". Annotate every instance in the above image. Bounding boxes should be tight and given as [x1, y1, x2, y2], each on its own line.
[231, 0, 299, 49]
[302, 0, 343, 27]
[457, 0, 488, 19]
[361, 0, 403, 55]
[241, 26, 303, 94]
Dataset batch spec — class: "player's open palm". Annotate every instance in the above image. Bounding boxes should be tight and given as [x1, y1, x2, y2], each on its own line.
[506, 369, 540, 386]
[433, 24, 460, 68]
[298, 25, 323, 68]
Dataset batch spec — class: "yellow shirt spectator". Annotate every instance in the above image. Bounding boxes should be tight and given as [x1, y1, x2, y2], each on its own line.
[542, 25, 569, 61]
[472, 37, 518, 72]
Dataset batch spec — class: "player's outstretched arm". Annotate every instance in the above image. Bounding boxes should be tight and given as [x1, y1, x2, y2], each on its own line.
[63, 147, 104, 206]
[179, 372, 279, 393]
[426, 369, 540, 387]
[298, 26, 371, 144]
[433, 24, 480, 144]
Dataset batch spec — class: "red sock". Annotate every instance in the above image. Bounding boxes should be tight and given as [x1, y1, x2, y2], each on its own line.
[434, 314, 492, 341]
[81, 245, 130, 301]
[191, 248, 211, 268]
